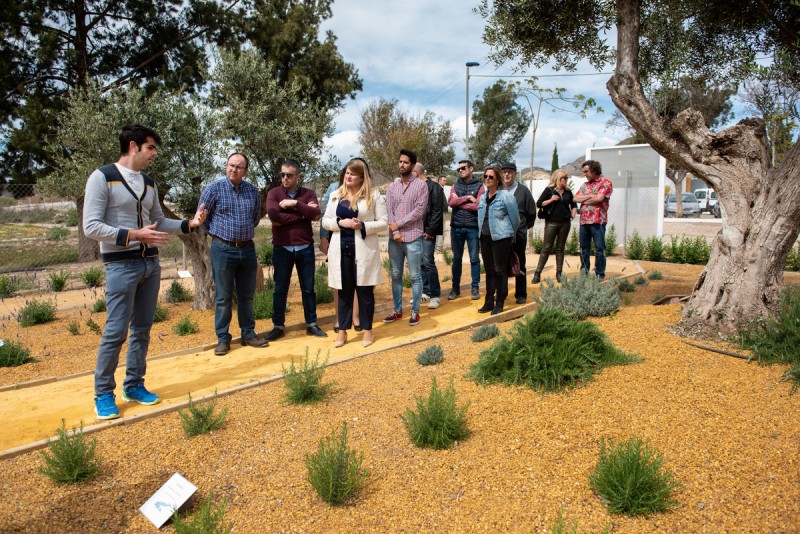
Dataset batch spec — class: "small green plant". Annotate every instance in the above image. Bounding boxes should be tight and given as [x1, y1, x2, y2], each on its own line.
[588, 436, 680, 516]
[685, 236, 711, 265]
[39, 420, 100, 484]
[86, 317, 102, 335]
[282, 348, 332, 404]
[258, 242, 274, 266]
[645, 235, 664, 262]
[19, 299, 57, 326]
[49, 270, 70, 292]
[80, 266, 105, 288]
[305, 421, 369, 505]
[625, 230, 646, 260]
[550, 508, 579, 534]
[66, 320, 81, 336]
[64, 208, 79, 227]
[416, 344, 444, 366]
[171, 494, 231, 534]
[402, 271, 412, 288]
[785, 243, 800, 271]
[253, 287, 274, 320]
[666, 235, 684, 263]
[633, 275, 648, 286]
[605, 224, 618, 256]
[315, 264, 334, 304]
[616, 279, 636, 292]
[442, 275, 451, 282]
[471, 323, 501, 342]
[529, 230, 544, 253]
[442, 248, 453, 265]
[153, 303, 169, 323]
[782, 364, 800, 395]
[178, 392, 229, 437]
[0, 275, 19, 298]
[91, 297, 106, 313]
[166, 280, 192, 303]
[534, 272, 620, 320]
[565, 228, 580, 256]
[173, 315, 199, 336]
[651, 294, 666, 304]
[0, 340, 34, 367]
[401, 377, 470, 449]
[648, 270, 663, 280]
[46, 226, 70, 242]
[470, 307, 639, 392]
[383, 255, 392, 275]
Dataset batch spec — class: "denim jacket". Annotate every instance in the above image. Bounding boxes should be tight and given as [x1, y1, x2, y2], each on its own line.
[477, 189, 520, 241]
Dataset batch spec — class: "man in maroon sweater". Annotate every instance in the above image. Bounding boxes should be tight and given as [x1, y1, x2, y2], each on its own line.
[264, 159, 327, 340]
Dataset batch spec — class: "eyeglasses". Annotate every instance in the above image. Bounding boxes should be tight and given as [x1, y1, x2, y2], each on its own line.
[457, 166, 469, 172]
[484, 175, 496, 181]
[279, 172, 298, 178]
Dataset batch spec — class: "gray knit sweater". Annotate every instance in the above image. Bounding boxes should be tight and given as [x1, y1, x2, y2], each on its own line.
[83, 164, 189, 263]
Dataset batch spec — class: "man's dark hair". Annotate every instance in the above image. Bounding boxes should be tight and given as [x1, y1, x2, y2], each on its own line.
[583, 159, 602, 175]
[119, 124, 160, 155]
[282, 158, 302, 173]
[399, 148, 417, 166]
[458, 159, 474, 168]
[227, 152, 249, 169]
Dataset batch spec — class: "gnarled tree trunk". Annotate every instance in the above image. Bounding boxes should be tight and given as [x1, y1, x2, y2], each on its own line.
[609, 0, 800, 337]
[160, 203, 215, 310]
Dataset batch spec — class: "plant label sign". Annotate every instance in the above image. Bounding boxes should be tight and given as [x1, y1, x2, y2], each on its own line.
[177, 270, 192, 279]
[139, 472, 197, 528]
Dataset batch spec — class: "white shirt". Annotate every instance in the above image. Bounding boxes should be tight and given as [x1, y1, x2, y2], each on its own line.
[115, 163, 145, 198]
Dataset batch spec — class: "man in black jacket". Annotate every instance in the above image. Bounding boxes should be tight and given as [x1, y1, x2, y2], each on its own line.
[414, 163, 444, 309]
[501, 162, 536, 303]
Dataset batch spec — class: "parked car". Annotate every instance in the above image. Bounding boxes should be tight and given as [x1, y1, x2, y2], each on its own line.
[664, 193, 701, 217]
[694, 188, 718, 212]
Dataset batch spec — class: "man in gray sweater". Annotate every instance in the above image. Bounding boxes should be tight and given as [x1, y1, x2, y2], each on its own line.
[83, 124, 207, 420]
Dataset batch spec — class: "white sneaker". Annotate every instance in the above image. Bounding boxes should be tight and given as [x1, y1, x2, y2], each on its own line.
[410, 294, 430, 303]
[428, 297, 441, 309]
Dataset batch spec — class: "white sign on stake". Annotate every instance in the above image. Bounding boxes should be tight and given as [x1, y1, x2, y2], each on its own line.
[177, 270, 192, 279]
[139, 473, 197, 529]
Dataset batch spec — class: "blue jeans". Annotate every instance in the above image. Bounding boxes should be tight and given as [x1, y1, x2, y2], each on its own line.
[388, 237, 423, 313]
[450, 226, 480, 291]
[95, 257, 161, 396]
[211, 239, 259, 343]
[580, 223, 607, 278]
[421, 237, 441, 298]
[272, 244, 317, 327]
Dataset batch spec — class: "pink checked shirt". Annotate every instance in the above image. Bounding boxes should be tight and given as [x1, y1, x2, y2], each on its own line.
[386, 176, 429, 242]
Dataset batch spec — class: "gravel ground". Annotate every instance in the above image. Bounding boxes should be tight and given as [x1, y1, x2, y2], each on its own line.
[1, 260, 799, 532]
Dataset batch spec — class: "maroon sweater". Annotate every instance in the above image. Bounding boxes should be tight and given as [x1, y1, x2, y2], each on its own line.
[266, 186, 321, 246]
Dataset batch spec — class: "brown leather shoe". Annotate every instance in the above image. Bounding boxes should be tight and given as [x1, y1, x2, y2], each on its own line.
[214, 342, 230, 356]
[242, 337, 268, 348]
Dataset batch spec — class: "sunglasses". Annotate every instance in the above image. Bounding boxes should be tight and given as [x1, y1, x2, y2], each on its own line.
[457, 166, 469, 172]
[279, 172, 298, 178]
[484, 175, 496, 180]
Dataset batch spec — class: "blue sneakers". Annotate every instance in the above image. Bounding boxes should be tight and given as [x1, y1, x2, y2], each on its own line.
[94, 393, 120, 420]
[121, 383, 161, 406]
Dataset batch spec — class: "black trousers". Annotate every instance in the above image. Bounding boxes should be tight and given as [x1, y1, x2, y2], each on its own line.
[338, 251, 375, 331]
[513, 233, 528, 299]
[535, 220, 571, 275]
[479, 235, 512, 306]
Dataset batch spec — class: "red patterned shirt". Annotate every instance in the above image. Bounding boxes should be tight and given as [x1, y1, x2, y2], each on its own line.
[578, 176, 613, 225]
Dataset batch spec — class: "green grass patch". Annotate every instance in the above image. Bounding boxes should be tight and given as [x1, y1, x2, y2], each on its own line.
[46, 226, 70, 242]
[469, 307, 640, 393]
[471, 323, 501, 342]
[0, 244, 78, 270]
[39, 420, 101, 484]
[178, 392, 228, 437]
[283, 348, 332, 404]
[19, 299, 57, 326]
[305, 421, 369, 505]
[173, 315, 199, 336]
[534, 272, 620, 320]
[0, 340, 34, 367]
[400, 377, 470, 450]
[416, 344, 444, 366]
[172, 494, 231, 534]
[80, 267, 104, 288]
[588, 436, 680, 516]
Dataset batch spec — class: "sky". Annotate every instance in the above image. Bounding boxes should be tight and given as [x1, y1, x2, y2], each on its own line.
[319, 0, 621, 172]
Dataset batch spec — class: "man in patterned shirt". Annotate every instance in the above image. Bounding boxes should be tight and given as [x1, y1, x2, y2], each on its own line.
[384, 149, 429, 326]
[574, 159, 613, 279]
[199, 153, 268, 356]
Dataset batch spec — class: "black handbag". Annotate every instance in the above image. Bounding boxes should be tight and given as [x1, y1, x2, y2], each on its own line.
[537, 188, 555, 220]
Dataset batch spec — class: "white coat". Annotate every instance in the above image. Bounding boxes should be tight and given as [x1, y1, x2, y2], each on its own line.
[322, 191, 388, 290]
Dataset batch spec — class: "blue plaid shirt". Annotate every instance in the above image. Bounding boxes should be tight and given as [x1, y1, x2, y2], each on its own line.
[199, 178, 261, 241]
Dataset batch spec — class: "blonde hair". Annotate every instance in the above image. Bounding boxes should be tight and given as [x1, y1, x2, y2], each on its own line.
[336, 158, 375, 211]
[548, 169, 570, 189]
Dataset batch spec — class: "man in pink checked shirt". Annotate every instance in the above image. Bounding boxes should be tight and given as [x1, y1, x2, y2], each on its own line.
[383, 148, 429, 327]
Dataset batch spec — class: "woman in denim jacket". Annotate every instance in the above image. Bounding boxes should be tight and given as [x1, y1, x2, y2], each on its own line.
[477, 165, 520, 315]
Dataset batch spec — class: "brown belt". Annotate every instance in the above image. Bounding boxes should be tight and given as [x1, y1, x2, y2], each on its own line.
[212, 235, 254, 248]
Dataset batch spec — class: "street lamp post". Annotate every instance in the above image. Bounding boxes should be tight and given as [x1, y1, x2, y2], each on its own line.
[465, 61, 479, 160]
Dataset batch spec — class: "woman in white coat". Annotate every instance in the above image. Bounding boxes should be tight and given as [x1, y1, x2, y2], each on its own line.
[322, 158, 387, 348]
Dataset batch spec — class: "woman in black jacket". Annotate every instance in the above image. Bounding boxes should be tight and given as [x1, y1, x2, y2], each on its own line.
[532, 169, 577, 283]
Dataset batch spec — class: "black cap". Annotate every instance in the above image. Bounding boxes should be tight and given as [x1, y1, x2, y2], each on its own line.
[501, 162, 517, 171]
